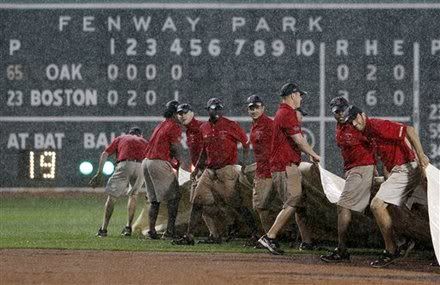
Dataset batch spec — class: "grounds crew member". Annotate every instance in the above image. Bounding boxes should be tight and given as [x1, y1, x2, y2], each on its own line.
[246, 95, 280, 241]
[90, 126, 148, 237]
[173, 98, 257, 245]
[344, 105, 429, 268]
[320, 97, 376, 262]
[143, 100, 189, 240]
[176, 103, 221, 239]
[258, 83, 320, 255]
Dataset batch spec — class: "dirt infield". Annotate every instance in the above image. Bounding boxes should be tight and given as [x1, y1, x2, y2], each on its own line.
[1, 249, 438, 285]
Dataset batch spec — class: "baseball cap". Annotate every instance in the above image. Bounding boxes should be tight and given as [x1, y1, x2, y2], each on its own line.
[329, 96, 349, 113]
[246, 95, 264, 107]
[343, 105, 363, 123]
[177, 103, 192, 114]
[206, 98, 224, 110]
[128, 126, 142, 136]
[280, 82, 307, 97]
[165, 100, 179, 113]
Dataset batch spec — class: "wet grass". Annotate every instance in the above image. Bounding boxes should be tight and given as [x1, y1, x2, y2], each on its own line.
[0, 194, 432, 259]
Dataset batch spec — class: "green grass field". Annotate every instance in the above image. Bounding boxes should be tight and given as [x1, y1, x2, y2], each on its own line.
[0, 193, 271, 253]
[1, 193, 424, 257]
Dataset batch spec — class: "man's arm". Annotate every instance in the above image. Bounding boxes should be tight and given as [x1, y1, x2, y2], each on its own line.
[240, 144, 250, 173]
[292, 133, 320, 163]
[191, 148, 207, 180]
[89, 151, 109, 188]
[406, 126, 430, 169]
[171, 142, 190, 172]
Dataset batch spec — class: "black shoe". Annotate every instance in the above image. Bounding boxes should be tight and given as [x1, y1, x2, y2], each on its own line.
[320, 248, 350, 263]
[197, 235, 222, 244]
[258, 235, 284, 255]
[121, 226, 132, 237]
[96, 228, 107, 237]
[397, 239, 415, 259]
[225, 224, 239, 242]
[299, 242, 316, 251]
[430, 259, 439, 267]
[172, 235, 195, 245]
[370, 250, 401, 268]
[147, 230, 159, 240]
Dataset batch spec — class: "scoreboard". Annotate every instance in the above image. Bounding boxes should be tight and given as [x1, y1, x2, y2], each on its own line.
[1, 3, 439, 188]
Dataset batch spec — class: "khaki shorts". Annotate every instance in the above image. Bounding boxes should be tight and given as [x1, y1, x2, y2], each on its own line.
[272, 164, 303, 209]
[105, 161, 144, 198]
[337, 165, 375, 212]
[191, 165, 240, 206]
[375, 161, 421, 207]
[252, 177, 281, 210]
[143, 159, 179, 203]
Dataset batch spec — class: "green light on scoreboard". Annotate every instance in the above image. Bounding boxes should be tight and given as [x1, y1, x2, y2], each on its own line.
[103, 161, 115, 176]
[79, 161, 93, 175]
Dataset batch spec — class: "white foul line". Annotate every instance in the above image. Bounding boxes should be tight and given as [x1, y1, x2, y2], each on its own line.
[413, 42, 420, 135]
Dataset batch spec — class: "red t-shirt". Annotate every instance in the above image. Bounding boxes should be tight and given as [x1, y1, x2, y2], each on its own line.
[185, 117, 204, 166]
[200, 116, 248, 169]
[250, 114, 274, 178]
[364, 118, 415, 172]
[270, 103, 302, 172]
[145, 118, 182, 163]
[336, 123, 376, 171]
[105, 134, 149, 162]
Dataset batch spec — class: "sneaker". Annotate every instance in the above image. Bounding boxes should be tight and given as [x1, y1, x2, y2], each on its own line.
[147, 230, 159, 240]
[397, 239, 415, 259]
[121, 226, 132, 237]
[258, 235, 284, 255]
[197, 235, 222, 244]
[299, 242, 316, 251]
[320, 248, 350, 263]
[172, 235, 195, 246]
[370, 250, 401, 268]
[96, 228, 107, 237]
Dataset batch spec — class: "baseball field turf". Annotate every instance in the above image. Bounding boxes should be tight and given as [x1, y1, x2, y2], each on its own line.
[0, 192, 431, 257]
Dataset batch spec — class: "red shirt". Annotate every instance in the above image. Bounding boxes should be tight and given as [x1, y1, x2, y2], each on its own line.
[185, 117, 204, 166]
[200, 116, 248, 169]
[105, 134, 149, 162]
[364, 118, 415, 172]
[250, 114, 274, 178]
[336, 123, 376, 171]
[270, 103, 302, 172]
[145, 118, 182, 163]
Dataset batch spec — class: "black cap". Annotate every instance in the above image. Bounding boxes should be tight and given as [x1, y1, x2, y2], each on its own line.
[177, 103, 192, 113]
[343, 105, 363, 123]
[330, 96, 349, 113]
[247, 95, 264, 107]
[128, 126, 142, 136]
[280, 82, 307, 97]
[165, 100, 179, 113]
[206, 98, 224, 110]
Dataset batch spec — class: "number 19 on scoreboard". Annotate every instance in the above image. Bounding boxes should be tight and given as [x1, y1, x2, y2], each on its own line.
[27, 151, 57, 179]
